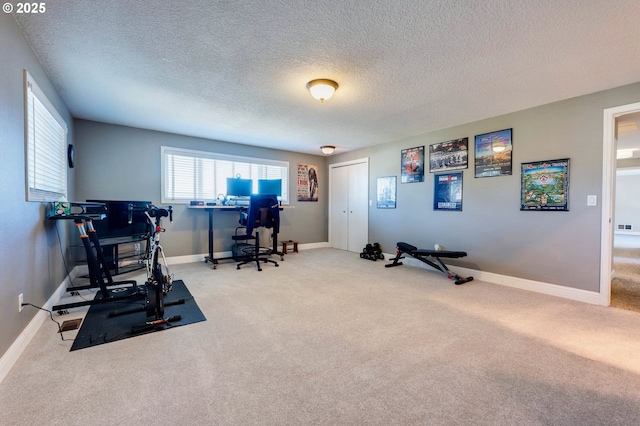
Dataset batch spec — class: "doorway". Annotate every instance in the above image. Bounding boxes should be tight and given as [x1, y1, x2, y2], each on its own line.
[600, 102, 640, 306]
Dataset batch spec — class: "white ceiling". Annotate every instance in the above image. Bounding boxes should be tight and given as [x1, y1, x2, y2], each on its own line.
[12, 0, 640, 155]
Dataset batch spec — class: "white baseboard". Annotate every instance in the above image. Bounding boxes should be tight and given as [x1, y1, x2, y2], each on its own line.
[166, 253, 225, 266]
[389, 254, 601, 306]
[0, 270, 73, 384]
[299, 242, 330, 250]
[614, 231, 640, 236]
[179, 242, 330, 266]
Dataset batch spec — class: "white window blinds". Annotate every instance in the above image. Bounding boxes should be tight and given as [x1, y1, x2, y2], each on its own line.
[24, 71, 68, 202]
[161, 146, 289, 204]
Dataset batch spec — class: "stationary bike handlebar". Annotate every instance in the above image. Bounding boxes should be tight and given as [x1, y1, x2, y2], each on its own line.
[127, 204, 173, 224]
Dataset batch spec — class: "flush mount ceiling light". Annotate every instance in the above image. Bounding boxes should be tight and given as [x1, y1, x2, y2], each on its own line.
[307, 79, 338, 103]
[321, 145, 335, 155]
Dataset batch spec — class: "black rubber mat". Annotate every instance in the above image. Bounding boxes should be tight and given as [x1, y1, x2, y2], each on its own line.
[70, 280, 206, 351]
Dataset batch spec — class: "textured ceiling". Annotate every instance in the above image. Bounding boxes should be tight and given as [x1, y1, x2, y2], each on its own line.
[12, 0, 640, 155]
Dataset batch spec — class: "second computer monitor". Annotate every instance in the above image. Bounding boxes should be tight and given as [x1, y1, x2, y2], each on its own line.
[226, 178, 253, 197]
[258, 179, 282, 196]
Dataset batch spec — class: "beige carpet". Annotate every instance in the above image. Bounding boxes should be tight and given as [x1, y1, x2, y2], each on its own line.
[612, 247, 640, 313]
[2, 248, 640, 425]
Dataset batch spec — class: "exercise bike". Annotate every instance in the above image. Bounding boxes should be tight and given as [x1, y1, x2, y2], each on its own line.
[108, 204, 183, 332]
[141, 204, 175, 321]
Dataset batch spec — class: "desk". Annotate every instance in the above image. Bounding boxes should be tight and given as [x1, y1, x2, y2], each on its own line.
[189, 204, 294, 268]
[189, 205, 240, 267]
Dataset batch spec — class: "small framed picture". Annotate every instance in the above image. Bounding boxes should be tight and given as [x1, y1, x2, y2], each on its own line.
[429, 138, 468, 173]
[376, 176, 397, 209]
[474, 128, 512, 178]
[521, 158, 570, 211]
[401, 146, 424, 183]
[434, 172, 463, 211]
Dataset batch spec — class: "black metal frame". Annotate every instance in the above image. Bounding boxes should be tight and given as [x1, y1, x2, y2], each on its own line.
[50, 204, 139, 312]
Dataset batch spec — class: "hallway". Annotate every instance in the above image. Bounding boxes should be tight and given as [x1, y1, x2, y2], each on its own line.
[612, 234, 640, 312]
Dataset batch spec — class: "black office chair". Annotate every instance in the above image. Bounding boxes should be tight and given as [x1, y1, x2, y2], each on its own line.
[236, 193, 281, 271]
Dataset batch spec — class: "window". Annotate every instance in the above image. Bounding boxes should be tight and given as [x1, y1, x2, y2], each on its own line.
[24, 70, 68, 202]
[161, 146, 289, 204]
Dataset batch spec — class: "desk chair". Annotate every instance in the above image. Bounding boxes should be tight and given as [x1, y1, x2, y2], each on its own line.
[236, 194, 281, 271]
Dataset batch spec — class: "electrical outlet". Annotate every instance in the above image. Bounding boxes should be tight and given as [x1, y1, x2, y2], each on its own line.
[18, 293, 23, 312]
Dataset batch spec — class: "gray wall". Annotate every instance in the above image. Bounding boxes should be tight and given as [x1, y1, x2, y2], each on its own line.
[73, 120, 328, 257]
[329, 82, 640, 292]
[0, 14, 75, 358]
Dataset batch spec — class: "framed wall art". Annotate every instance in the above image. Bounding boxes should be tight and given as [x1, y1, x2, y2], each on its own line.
[433, 172, 463, 211]
[520, 158, 570, 211]
[297, 163, 319, 202]
[474, 128, 512, 178]
[401, 146, 424, 183]
[376, 176, 397, 208]
[429, 137, 468, 173]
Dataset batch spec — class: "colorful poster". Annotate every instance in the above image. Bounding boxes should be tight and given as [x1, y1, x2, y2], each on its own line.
[521, 158, 570, 211]
[297, 163, 318, 202]
[401, 146, 424, 183]
[474, 128, 512, 178]
[434, 172, 463, 211]
[429, 138, 468, 172]
[376, 176, 396, 208]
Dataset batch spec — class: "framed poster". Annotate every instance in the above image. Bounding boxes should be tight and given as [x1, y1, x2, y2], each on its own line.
[434, 172, 463, 211]
[474, 128, 512, 178]
[521, 158, 570, 211]
[401, 146, 424, 183]
[429, 138, 468, 172]
[297, 163, 319, 202]
[376, 176, 396, 208]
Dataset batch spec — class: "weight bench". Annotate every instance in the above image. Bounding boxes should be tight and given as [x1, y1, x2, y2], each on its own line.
[385, 242, 474, 285]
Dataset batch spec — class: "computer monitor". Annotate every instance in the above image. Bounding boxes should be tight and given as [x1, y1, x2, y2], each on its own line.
[257, 179, 282, 197]
[226, 177, 253, 197]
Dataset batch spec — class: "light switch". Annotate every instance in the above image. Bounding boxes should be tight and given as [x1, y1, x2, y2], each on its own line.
[587, 195, 597, 206]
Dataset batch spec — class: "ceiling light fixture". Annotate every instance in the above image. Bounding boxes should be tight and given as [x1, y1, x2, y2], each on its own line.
[321, 145, 335, 155]
[307, 79, 338, 103]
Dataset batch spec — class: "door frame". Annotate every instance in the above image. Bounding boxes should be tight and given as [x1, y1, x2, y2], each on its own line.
[600, 101, 640, 306]
[328, 157, 369, 249]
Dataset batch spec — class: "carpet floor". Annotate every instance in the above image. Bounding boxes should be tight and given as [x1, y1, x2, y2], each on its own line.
[612, 246, 640, 313]
[2, 248, 640, 425]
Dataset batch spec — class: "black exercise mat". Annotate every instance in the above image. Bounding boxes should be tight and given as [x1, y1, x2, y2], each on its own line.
[70, 280, 206, 351]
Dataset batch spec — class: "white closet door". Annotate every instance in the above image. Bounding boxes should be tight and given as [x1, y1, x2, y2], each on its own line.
[347, 162, 369, 252]
[330, 160, 369, 253]
[330, 165, 349, 250]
